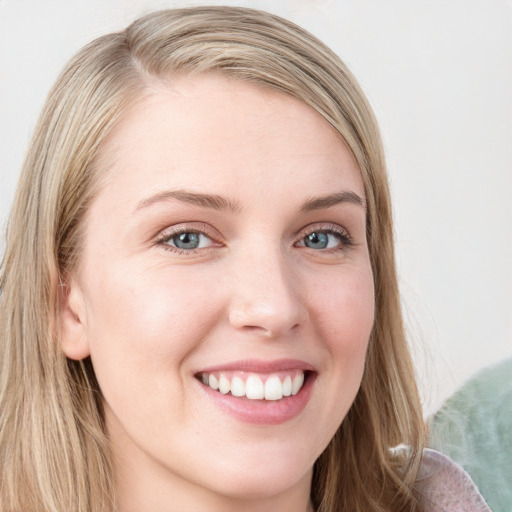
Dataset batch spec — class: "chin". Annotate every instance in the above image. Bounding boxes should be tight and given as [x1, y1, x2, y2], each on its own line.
[197, 443, 315, 500]
[213, 468, 311, 501]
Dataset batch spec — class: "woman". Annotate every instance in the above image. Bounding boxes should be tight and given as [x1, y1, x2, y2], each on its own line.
[0, 6, 490, 512]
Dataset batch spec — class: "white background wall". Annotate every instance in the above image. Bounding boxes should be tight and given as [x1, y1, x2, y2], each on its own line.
[1, 0, 511, 415]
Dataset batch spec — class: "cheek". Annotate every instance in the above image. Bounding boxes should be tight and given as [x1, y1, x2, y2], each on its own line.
[81, 265, 226, 431]
[299, 264, 374, 451]
[85, 263, 214, 341]
[81, 263, 226, 395]
[312, 265, 375, 357]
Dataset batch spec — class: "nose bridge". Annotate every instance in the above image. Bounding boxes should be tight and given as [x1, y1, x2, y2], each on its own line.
[228, 240, 304, 337]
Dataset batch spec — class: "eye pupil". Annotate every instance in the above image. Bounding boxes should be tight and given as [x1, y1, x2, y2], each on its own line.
[304, 232, 329, 249]
[173, 232, 200, 250]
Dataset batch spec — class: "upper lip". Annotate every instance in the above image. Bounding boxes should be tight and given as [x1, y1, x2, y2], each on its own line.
[197, 359, 316, 374]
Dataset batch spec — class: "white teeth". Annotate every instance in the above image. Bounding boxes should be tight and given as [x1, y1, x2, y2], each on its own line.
[219, 374, 230, 394]
[264, 376, 283, 400]
[282, 376, 292, 397]
[245, 375, 265, 399]
[292, 373, 304, 395]
[231, 376, 245, 397]
[203, 371, 306, 400]
[208, 374, 219, 391]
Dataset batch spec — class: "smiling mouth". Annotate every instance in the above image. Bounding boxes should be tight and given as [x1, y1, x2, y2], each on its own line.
[196, 370, 309, 401]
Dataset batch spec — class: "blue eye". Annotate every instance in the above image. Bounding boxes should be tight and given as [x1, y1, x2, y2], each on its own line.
[304, 232, 329, 249]
[172, 232, 200, 250]
[297, 229, 349, 251]
[163, 231, 213, 251]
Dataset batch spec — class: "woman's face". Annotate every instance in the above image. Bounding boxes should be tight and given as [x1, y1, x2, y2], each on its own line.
[61, 75, 374, 509]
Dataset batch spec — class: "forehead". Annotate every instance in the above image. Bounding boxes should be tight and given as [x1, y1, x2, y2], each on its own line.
[93, 75, 364, 208]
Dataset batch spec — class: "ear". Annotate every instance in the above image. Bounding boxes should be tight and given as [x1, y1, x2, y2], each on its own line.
[58, 275, 91, 360]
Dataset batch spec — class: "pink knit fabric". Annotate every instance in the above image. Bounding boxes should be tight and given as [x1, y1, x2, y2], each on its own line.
[415, 449, 492, 512]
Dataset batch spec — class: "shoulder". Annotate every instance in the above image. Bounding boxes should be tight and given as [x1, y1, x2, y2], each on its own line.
[428, 359, 512, 511]
[414, 449, 491, 512]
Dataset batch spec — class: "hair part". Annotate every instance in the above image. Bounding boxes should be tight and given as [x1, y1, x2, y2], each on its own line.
[0, 7, 425, 512]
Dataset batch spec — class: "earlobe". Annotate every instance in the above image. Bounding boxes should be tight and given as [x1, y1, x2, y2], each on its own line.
[58, 277, 90, 360]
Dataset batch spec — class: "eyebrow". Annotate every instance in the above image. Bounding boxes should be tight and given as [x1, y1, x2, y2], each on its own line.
[136, 189, 242, 213]
[135, 189, 365, 214]
[298, 191, 365, 212]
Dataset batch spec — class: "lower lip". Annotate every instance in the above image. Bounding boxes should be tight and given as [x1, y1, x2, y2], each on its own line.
[197, 373, 316, 425]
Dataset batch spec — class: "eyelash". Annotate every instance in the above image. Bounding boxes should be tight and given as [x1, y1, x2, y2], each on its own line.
[155, 223, 354, 255]
[156, 223, 220, 255]
[295, 224, 354, 253]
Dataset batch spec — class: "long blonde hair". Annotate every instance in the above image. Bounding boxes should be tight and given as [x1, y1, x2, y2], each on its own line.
[0, 7, 425, 512]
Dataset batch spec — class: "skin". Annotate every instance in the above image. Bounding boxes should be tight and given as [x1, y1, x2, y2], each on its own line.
[60, 75, 375, 512]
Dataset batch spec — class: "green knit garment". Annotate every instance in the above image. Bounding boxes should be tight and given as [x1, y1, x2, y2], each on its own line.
[428, 358, 512, 512]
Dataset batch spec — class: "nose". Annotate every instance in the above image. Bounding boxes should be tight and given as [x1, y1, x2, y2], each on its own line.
[228, 247, 307, 339]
